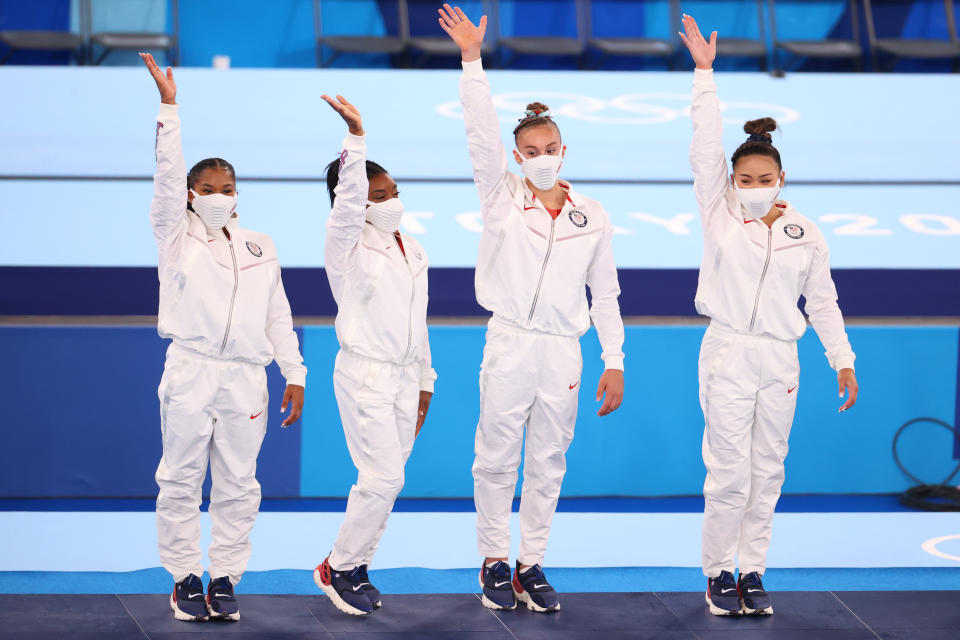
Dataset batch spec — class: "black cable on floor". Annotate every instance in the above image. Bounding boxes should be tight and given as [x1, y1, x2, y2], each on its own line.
[893, 417, 960, 511]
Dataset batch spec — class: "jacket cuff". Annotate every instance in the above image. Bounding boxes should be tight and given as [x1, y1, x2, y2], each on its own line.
[342, 131, 366, 151]
[419, 367, 437, 394]
[693, 67, 715, 86]
[284, 371, 306, 388]
[603, 355, 624, 372]
[461, 58, 484, 76]
[157, 102, 179, 120]
[833, 354, 856, 372]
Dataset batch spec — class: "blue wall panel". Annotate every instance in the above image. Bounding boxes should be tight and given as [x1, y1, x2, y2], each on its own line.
[0, 327, 302, 498]
[300, 324, 960, 497]
[0, 324, 955, 498]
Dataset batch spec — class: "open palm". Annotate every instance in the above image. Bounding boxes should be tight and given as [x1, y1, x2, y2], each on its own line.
[322, 94, 364, 136]
[438, 4, 487, 61]
[679, 14, 717, 70]
[139, 52, 176, 104]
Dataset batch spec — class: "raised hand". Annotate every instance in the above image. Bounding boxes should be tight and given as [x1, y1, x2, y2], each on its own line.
[322, 94, 364, 136]
[678, 13, 717, 70]
[438, 3, 487, 62]
[139, 52, 176, 105]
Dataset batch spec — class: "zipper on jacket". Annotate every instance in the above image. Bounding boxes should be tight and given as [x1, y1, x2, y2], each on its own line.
[527, 217, 557, 323]
[398, 235, 415, 361]
[748, 226, 773, 332]
[219, 238, 239, 355]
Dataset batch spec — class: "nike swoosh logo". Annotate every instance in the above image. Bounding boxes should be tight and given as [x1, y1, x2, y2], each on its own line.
[721, 588, 736, 594]
[532, 583, 548, 589]
[747, 588, 762, 593]
[787, 386, 797, 394]
[352, 585, 364, 591]
[250, 410, 263, 419]
[569, 382, 579, 390]
[493, 581, 511, 587]
[187, 593, 204, 599]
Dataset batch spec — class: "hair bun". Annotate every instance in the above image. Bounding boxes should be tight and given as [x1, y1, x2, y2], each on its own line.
[524, 101, 550, 116]
[743, 117, 777, 141]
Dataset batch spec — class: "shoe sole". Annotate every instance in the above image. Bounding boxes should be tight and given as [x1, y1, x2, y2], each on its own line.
[705, 590, 742, 616]
[169, 593, 209, 622]
[207, 601, 240, 621]
[740, 598, 773, 616]
[514, 587, 560, 613]
[314, 568, 372, 616]
[478, 574, 516, 610]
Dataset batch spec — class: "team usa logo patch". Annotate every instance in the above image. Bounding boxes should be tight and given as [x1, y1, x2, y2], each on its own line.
[568, 209, 588, 228]
[245, 241, 262, 257]
[783, 223, 805, 239]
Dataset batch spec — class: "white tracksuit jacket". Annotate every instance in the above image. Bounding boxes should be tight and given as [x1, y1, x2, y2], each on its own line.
[152, 102, 306, 584]
[460, 59, 625, 566]
[324, 132, 436, 570]
[690, 69, 855, 577]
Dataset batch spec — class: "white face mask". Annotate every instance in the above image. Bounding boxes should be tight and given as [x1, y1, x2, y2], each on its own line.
[190, 190, 237, 230]
[520, 153, 563, 191]
[734, 183, 780, 220]
[366, 197, 404, 233]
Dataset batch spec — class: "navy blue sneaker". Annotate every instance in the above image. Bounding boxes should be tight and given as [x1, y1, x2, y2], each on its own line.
[170, 574, 208, 621]
[513, 562, 560, 612]
[706, 570, 742, 616]
[206, 576, 239, 621]
[479, 561, 516, 610]
[357, 565, 381, 608]
[738, 571, 773, 615]
[314, 557, 374, 616]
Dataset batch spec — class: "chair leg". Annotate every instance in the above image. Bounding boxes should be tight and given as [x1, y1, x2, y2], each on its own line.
[0, 48, 15, 65]
[953, 56, 959, 73]
[94, 47, 110, 65]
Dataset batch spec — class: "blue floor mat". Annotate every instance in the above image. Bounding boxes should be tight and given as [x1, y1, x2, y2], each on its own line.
[3, 567, 959, 594]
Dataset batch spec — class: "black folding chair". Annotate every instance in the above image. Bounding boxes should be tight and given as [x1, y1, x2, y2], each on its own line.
[408, 0, 495, 66]
[585, 0, 680, 69]
[89, 0, 179, 65]
[771, 0, 863, 71]
[496, 0, 587, 67]
[864, 0, 960, 71]
[714, 0, 769, 70]
[0, 5, 87, 66]
[314, 0, 411, 67]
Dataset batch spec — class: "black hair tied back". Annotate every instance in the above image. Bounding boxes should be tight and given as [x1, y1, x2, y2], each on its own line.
[731, 117, 782, 171]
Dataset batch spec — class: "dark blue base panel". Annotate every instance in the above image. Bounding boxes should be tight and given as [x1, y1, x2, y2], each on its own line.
[3, 267, 960, 316]
[0, 494, 912, 512]
[1, 591, 957, 639]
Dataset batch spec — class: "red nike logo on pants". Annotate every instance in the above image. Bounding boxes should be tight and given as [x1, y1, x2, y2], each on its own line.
[569, 382, 579, 390]
[787, 386, 797, 394]
[250, 410, 263, 419]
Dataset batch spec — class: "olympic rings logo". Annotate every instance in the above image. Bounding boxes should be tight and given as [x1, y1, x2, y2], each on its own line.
[436, 91, 800, 125]
[923, 534, 960, 562]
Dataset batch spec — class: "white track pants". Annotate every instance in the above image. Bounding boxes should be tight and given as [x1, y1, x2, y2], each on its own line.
[473, 317, 582, 566]
[328, 350, 419, 570]
[699, 322, 799, 577]
[156, 344, 268, 585]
